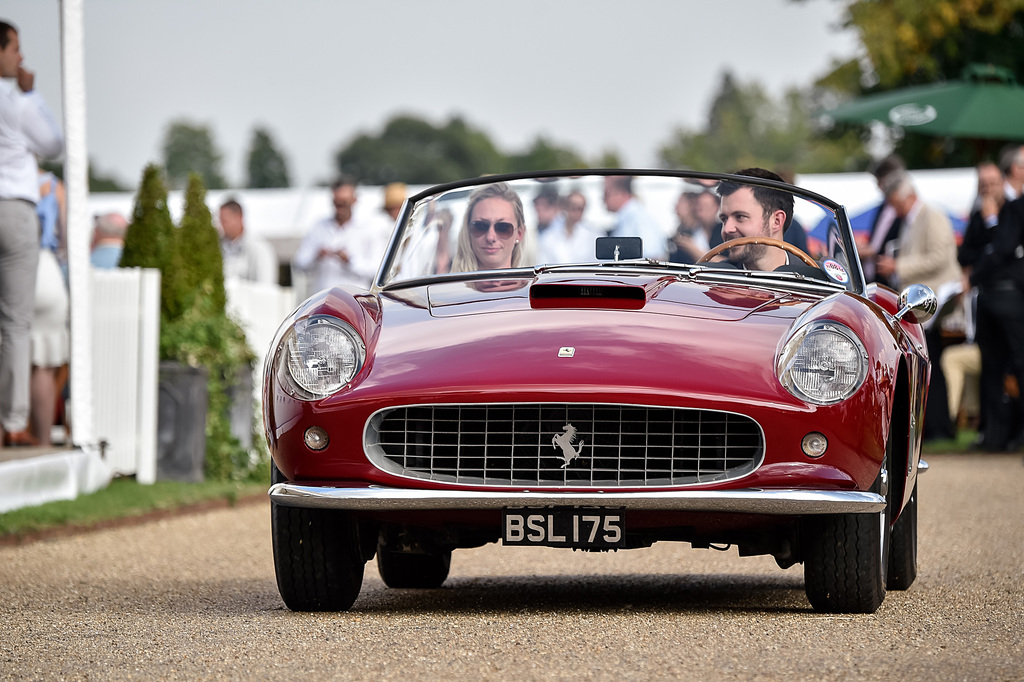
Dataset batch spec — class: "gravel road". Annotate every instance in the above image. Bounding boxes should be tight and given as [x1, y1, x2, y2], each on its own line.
[1, 453, 1021, 680]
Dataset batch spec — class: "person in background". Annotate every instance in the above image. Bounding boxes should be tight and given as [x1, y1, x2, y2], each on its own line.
[694, 190, 724, 251]
[538, 190, 600, 264]
[0, 19, 64, 447]
[37, 168, 65, 276]
[29, 232, 68, 448]
[876, 170, 961, 442]
[667, 191, 708, 264]
[946, 161, 1004, 439]
[382, 182, 406, 222]
[604, 175, 667, 260]
[293, 176, 381, 292]
[533, 186, 562, 237]
[29, 167, 70, 446]
[963, 144, 1024, 451]
[856, 155, 906, 287]
[90, 212, 128, 269]
[218, 198, 277, 285]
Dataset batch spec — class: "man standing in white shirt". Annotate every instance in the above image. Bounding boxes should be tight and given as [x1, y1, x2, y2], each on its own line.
[0, 20, 63, 446]
[293, 176, 381, 293]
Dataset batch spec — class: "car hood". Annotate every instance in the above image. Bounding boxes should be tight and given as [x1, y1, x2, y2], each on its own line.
[354, 274, 822, 406]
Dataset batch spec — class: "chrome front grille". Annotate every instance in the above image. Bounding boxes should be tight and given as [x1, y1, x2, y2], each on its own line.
[366, 403, 763, 488]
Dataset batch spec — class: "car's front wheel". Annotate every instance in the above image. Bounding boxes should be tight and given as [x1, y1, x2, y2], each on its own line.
[376, 545, 452, 588]
[803, 456, 891, 613]
[271, 463, 365, 611]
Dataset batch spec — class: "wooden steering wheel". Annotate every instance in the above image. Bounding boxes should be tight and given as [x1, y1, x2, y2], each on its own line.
[696, 236, 820, 269]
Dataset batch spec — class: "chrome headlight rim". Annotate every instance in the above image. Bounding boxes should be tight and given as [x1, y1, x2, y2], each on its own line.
[777, 319, 868, 406]
[277, 314, 366, 401]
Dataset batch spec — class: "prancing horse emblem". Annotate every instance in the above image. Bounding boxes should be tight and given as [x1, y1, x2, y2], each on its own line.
[552, 423, 585, 468]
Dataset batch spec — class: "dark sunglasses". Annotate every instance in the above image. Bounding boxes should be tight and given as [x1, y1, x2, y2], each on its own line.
[470, 219, 516, 238]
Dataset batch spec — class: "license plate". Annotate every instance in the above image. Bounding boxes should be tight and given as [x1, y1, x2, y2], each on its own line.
[502, 507, 625, 549]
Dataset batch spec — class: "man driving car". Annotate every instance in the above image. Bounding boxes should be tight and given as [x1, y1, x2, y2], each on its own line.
[715, 168, 823, 278]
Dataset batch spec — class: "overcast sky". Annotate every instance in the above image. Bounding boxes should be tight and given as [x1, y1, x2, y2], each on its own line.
[7, 0, 859, 188]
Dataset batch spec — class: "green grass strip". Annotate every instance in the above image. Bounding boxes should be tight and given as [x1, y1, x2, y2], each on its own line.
[0, 476, 268, 539]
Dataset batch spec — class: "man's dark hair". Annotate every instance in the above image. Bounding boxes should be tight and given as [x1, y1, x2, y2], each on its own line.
[219, 198, 243, 216]
[716, 167, 794, 231]
[870, 155, 905, 182]
[0, 21, 17, 50]
[331, 174, 358, 192]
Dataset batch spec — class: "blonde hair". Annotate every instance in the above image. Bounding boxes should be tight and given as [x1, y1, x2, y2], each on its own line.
[451, 182, 527, 272]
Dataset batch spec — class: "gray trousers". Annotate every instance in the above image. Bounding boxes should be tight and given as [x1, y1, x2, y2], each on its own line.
[0, 199, 40, 433]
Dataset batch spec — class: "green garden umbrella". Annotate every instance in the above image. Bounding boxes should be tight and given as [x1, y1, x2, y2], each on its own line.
[826, 64, 1024, 140]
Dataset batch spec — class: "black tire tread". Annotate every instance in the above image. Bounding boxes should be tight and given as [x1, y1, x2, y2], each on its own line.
[272, 503, 364, 611]
[805, 512, 886, 613]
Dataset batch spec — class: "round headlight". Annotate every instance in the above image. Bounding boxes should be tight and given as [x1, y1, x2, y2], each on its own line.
[280, 315, 365, 400]
[778, 320, 867, 405]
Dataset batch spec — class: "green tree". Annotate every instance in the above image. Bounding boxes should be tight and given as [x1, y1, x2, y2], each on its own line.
[245, 126, 291, 188]
[505, 136, 589, 173]
[172, 174, 227, 318]
[658, 71, 869, 173]
[813, 0, 1024, 166]
[162, 119, 228, 190]
[119, 164, 179, 321]
[335, 114, 506, 184]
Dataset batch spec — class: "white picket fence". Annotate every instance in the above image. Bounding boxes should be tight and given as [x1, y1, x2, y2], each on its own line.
[89, 269, 295, 483]
[91, 268, 161, 482]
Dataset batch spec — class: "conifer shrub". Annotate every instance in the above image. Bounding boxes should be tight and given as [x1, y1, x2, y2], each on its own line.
[121, 167, 258, 481]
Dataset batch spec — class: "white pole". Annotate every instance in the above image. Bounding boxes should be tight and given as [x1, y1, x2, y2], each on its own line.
[60, 0, 95, 450]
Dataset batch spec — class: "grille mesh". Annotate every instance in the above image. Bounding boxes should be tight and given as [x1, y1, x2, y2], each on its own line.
[367, 404, 763, 487]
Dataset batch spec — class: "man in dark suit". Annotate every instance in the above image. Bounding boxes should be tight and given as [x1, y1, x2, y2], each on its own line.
[968, 144, 1024, 451]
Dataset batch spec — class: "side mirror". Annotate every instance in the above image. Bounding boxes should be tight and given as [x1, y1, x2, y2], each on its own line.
[895, 283, 937, 323]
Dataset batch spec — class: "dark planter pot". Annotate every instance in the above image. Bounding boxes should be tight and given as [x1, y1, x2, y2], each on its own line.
[156, 361, 209, 482]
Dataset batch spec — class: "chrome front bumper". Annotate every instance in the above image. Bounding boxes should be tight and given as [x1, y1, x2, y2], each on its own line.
[269, 484, 886, 515]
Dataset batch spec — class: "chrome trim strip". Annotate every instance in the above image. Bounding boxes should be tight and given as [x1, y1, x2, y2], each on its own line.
[918, 458, 929, 473]
[269, 484, 884, 515]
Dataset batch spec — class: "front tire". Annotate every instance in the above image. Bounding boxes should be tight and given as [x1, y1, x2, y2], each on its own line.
[804, 455, 892, 613]
[271, 463, 365, 611]
[376, 545, 451, 588]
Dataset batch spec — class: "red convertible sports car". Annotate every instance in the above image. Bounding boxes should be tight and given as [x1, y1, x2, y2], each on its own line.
[265, 170, 935, 614]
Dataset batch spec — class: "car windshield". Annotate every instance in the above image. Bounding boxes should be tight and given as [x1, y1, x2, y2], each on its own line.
[377, 171, 861, 293]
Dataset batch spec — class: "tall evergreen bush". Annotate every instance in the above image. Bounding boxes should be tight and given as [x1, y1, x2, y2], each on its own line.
[119, 164, 178, 323]
[121, 167, 257, 481]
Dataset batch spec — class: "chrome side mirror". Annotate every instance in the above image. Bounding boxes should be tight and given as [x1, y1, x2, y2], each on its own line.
[895, 283, 937, 323]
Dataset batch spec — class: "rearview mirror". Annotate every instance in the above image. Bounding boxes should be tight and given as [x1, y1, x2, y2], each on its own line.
[596, 237, 642, 261]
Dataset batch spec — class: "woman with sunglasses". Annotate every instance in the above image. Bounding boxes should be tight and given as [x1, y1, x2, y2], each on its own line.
[451, 182, 527, 272]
